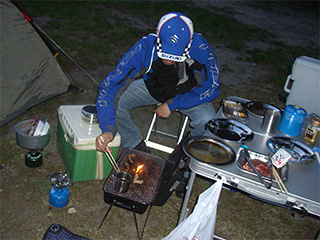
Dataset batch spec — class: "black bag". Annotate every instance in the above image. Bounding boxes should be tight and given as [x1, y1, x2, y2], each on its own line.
[43, 224, 90, 240]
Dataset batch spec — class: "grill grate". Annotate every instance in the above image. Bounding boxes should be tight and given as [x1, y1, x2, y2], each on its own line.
[103, 148, 165, 205]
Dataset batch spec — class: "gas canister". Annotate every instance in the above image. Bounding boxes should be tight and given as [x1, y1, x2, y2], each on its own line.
[279, 105, 307, 137]
[48, 171, 73, 208]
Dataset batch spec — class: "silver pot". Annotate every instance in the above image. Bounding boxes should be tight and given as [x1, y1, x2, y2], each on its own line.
[246, 101, 281, 119]
[81, 105, 98, 124]
[115, 171, 132, 193]
[15, 119, 51, 150]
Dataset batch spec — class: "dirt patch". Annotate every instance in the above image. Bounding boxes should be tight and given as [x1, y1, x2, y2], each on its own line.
[1, 2, 319, 240]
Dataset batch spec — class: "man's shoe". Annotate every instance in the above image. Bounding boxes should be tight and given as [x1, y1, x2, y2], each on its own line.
[134, 140, 152, 154]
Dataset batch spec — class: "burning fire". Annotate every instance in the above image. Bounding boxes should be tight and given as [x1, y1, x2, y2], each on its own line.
[135, 164, 144, 174]
[133, 164, 144, 185]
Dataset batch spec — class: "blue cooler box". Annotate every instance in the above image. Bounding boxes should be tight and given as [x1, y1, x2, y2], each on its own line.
[57, 105, 121, 182]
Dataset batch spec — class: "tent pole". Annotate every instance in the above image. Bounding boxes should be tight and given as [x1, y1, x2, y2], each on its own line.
[55, 53, 82, 91]
[33, 22, 100, 86]
[12, 1, 96, 89]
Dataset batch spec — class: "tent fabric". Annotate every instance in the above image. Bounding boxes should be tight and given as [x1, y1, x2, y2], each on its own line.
[0, 0, 70, 127]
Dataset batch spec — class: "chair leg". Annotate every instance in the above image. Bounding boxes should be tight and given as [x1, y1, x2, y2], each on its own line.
[177, 116, 189, 144]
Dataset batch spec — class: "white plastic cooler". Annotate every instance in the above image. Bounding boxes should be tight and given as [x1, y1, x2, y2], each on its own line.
[284, 56, 320, 115]
[57, 105, 121, 182]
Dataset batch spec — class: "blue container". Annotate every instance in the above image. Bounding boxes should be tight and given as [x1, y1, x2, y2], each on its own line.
[49, 187, 70, 208]
[279, 105, 307, 136]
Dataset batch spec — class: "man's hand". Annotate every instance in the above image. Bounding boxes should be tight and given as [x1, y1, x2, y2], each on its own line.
[96, 132, 114, 152]
[155, 102, 171, 118]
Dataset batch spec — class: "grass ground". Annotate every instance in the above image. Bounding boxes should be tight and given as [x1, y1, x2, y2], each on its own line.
[1, 1, 319, 239]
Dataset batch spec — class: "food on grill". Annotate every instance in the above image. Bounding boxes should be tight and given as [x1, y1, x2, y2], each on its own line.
[128, 154, 136, 163]
[242, 159, 271, 177]
[125, 154, 137, 172]
[133, 174, 144, 184]
[125, 163, 130, 172]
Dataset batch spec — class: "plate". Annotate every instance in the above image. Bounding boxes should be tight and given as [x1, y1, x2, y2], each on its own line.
[266, 136, 315, 165]
[182, 136, 236, 165]
[206, 118, 254, 143]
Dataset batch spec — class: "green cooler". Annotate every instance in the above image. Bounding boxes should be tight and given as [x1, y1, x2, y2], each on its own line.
[57, 105, 121, 182]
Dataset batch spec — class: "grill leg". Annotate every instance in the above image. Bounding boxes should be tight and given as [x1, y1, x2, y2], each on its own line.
[132, 205, 152, 240]
[98, 200, 115, 230]
[132, 206, 141, 240]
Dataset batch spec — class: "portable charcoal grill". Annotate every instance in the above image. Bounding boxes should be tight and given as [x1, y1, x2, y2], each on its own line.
[98, 134, 190, 240]
[103, 148, 165, 213]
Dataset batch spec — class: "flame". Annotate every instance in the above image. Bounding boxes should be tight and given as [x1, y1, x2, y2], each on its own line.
[135, 164, 144, 173]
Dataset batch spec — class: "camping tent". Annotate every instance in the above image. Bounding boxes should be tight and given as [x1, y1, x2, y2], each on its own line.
[0, 0, 70, 127]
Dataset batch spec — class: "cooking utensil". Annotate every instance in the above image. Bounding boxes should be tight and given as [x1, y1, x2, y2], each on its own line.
[261, 109, 281, 134]
[104, 148, 120, 173]
[182, 136, 236, 165]
[103, 148, 166, 213]
[246, 101, 281, 119]
[266, 136, 315, 164]
[242, 148, 272, 189]
[236, 148, 288, 183]
[15, 119, 51, 150]
[81, 105, 98, 124]
[115, 171, 132, 193]
[205, 118, 254, 151]
[272, 165, 288, 193]
[206, 118, 254, 142]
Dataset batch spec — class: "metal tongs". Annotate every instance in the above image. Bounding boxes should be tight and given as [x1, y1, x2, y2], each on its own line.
[242, 148, 272, 189]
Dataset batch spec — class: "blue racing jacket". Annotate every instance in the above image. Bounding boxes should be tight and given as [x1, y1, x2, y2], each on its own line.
[96, 33, 220, 135]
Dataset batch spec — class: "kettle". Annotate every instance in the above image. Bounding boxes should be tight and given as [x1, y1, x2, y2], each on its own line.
[278, 105, 307, 137]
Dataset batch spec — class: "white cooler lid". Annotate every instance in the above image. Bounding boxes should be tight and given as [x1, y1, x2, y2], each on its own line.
[58, 105, 120, 146]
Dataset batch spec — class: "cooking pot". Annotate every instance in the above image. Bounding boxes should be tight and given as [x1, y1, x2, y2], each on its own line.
[115, 171, 132, 193]
[15, 119, 51, 150]
[81, 105, 98, 124]
[205, 118, 254, 151]
[246, 101, 281, 119]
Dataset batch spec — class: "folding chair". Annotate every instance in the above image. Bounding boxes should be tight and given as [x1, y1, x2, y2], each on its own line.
[145, 107, 189, 154]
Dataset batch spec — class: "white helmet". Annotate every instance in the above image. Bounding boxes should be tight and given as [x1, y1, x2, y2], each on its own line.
[156, 12, 194, 62]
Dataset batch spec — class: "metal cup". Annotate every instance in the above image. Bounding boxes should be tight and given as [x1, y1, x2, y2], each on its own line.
[115, 171, 132, 193]
[261, 109, 281, 134]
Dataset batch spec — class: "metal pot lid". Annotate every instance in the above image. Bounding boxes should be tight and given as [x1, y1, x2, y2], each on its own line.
[246, 101, 281, 118]
[206, 118, 254, 143]
[182, 136, 236, 165]
[266, 136, 315, 165]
